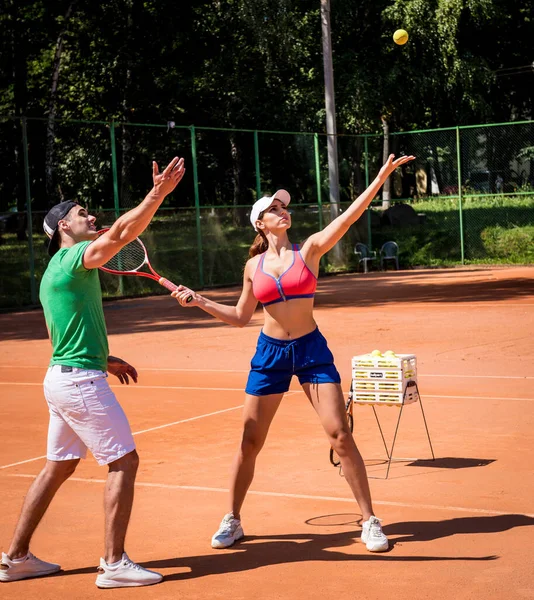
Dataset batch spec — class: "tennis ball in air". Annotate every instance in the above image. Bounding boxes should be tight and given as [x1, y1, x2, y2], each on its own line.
[393, 29, 409, 45]
[371, 349, 382, 357]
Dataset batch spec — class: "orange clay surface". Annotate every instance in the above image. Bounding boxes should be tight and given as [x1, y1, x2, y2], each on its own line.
[1, 266, 533, 600]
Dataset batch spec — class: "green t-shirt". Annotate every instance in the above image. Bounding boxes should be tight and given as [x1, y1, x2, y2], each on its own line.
[39, 241, 109, 372]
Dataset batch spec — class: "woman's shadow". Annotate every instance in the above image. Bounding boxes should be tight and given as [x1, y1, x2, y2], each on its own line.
[58, 513, 533, 581]
[139, 525, 499, 582]
[383, 513, 534, 544]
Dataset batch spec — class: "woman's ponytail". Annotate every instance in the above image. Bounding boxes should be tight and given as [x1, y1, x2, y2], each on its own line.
[249, 229, 268, 257]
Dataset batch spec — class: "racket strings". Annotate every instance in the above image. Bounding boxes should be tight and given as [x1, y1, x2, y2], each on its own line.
[103, 239, 146, 272]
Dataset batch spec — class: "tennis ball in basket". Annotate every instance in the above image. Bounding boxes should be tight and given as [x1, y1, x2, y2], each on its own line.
[371, 349, 382, 357]
[393, 29, 409, 45]
[384, 350, 397, 357]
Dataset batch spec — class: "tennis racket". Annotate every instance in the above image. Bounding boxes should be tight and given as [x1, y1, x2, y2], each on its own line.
[97, 228, 192, 302]
[329, 382, 354, 468]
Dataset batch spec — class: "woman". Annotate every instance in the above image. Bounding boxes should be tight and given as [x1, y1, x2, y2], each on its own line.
[173, 153, 415, 553]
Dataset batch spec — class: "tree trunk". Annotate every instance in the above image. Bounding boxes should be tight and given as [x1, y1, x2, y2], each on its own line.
[120, 1, 134, 211]
[6, 0, 29, 238]
[430, 143, 444, 193]
[45, 1, 77, 204]
[381, 115, 391, 210]
[350, 140, 363, 198]
[320, 0, 343, 264]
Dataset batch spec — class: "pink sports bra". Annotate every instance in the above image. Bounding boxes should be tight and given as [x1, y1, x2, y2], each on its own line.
[252, 244, 317, 306]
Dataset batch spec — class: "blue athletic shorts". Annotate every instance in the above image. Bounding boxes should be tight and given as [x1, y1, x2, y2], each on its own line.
[245, 328, 341, 397]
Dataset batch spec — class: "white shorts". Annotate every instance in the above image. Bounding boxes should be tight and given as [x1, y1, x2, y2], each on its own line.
[44, 365, 136, 466]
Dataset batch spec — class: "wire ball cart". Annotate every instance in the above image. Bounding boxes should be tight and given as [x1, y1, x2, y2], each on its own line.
[330, 351, 435, 479]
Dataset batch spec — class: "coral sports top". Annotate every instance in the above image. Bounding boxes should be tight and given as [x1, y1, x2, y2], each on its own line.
[252, 244, 317, 306]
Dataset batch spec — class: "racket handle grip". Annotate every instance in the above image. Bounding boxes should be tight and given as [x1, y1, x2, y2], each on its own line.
[159, 278, 193, 303]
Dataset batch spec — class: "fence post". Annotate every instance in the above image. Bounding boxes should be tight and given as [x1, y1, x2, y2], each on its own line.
[21, 117, 37, 305]
[109, 121, 124, 294]
[364, 135, 372, 250]
[254, 130, 261, 200]
[190, 125, 204, 288]
[456, 127, 465, 264]
[314, 133, 323, 231]
[109, 121, 120, 220]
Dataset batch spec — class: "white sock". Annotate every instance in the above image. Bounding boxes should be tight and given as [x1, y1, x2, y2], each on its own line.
[11, 554, 29, 563]
[105, 558, 122, 568]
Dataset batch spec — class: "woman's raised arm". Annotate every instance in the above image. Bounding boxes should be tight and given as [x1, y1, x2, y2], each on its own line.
[304, 154, 415, 258]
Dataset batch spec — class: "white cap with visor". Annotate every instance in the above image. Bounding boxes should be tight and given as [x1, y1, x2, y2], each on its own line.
[250, 190, 291, 231]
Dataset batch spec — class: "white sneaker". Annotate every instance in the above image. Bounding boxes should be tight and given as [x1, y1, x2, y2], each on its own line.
[0, 551, 61, 582]
[211, 513, 244, 549]
[361, 516, 389, 552]
[95, 553, 163, 588]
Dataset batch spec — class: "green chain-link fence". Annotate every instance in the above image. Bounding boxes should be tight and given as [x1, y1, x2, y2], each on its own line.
[1, 116, 533, 309]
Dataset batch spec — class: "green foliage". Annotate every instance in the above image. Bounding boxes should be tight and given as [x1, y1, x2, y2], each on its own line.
[2, 1, 533, 130]
[378, 0, 496, 126]
[480, 225, 534, 261]
[388, 194, 534, 264]
[1, 0, 533, 308]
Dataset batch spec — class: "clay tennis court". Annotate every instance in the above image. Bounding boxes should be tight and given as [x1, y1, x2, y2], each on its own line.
[1, 266, 533, 599]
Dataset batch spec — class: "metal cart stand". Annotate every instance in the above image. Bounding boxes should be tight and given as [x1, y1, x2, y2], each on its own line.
[351, 353, 435, 479]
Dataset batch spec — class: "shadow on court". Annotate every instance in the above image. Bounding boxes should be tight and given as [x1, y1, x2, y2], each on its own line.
[1, 267, 532, 341]
[54, 523, 505, 582]
[316, 271, 534, 307]
[0, 296, 245, 341]
[361, 457, 497, 481]
[39, 513, 534, 582]
[406, 457, 496, 469]
[384, 514, 534, 544]
[131, 530, 498, 582]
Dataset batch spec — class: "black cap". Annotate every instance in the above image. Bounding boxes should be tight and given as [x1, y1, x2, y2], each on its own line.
[43, 200, 79, 256]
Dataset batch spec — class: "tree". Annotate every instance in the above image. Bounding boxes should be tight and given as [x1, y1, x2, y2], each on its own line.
[0, 0, 532, 215]
[45, 1, 77, 202]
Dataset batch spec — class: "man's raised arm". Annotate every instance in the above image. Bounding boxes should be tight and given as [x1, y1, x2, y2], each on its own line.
[83, 157, 185, 269]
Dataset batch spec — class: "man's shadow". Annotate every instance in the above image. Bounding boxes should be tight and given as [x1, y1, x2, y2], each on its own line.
[57, 513, 533, 581]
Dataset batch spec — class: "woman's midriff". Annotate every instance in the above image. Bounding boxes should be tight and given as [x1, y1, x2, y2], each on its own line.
[261, 297, 317, 340]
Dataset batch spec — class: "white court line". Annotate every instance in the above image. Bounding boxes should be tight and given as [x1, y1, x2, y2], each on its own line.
[1, 382, 533, 401]
[420, 374, 534, 380]
[425, 394, 534, 402]
[0, 366, 249, 373]
[426, 303, 534, 307]
[0, 405, 244, 470]
[0, 382, 245, 392]
[116, 367, 247, 373]
[4, 473, 533, 519]
[133, 405, 243, 436]
[288, 390, 534, 402]
[1, 366, 533, 380]
[0, 455, 47, 470]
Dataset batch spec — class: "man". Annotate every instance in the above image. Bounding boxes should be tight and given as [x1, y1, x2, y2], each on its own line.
[0, 157, 185, 588]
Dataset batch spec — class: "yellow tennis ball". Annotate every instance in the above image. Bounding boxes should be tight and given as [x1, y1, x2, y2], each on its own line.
[384, 350, 397, 357]
[371, 349, 382, 357]
[393, 29, 409, 45]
